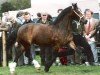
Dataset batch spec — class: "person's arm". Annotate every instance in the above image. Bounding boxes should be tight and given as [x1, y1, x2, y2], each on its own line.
[90, 21, 100, 38]
[90, 25, 100, 38]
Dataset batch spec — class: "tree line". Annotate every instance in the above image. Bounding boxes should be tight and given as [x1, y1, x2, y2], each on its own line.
[0, 0, 31, 17]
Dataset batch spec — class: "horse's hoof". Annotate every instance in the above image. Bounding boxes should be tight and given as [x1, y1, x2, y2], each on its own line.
[36, 67, 41, 70]
[44, 68, 49, 72]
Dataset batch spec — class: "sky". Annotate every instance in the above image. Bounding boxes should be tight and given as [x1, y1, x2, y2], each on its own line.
[98, 0, 100, 2]
[31, 0, 79, 16]
[30, 0, 99, 17]
[31, 0, 100, 3]
[8, 0, 100, 19]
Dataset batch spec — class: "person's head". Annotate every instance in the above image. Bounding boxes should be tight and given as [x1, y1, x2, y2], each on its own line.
[57, 9, 63, 14]
[8, 16, 16, 23]
[84, 9, 93, 19]
[47, 14, 52, 21]
[41, 12, 48, 20]
[16, 11, 24, 18]
[23, 12, 31, 21]
[37, 12, 41, 18]
[3, 12, 9, 16]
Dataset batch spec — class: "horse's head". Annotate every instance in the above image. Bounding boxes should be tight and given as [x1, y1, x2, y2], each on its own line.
[71, 3, 87, 24]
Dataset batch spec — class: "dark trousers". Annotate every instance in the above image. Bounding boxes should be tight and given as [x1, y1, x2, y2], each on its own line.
[73, 34, 94, 63]
[40, 46, 52, 65]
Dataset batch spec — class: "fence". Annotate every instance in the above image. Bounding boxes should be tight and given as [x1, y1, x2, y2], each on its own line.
[0, 27, 8, 67]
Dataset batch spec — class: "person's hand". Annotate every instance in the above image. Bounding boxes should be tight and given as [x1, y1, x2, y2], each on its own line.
[85, 35, 91, 41]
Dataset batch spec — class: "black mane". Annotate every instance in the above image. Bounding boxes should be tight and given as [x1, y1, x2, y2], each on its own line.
[53, 6, 72, 25]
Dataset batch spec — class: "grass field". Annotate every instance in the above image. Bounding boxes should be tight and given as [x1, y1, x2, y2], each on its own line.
[0, 64, 100, 75]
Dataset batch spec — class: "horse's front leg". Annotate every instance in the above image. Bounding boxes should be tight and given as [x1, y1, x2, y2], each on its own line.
[44, 48, 58, 72]
[9, 43, 25, 74]
[40, 46, 46, 66]
[25, 48, 33, 65]
[13, 43, 25, 63]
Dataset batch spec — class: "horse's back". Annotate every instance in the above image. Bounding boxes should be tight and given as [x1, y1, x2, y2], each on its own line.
[18, 23, 36, 32]
[17, 23, 54, 45]
[18, 23, 52, 36]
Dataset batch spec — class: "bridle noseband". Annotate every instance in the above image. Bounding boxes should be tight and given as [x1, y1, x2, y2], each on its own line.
[73, 10, 84, 23]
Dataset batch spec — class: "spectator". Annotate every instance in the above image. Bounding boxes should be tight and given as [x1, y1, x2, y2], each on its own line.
[2, 12, 9, 23]
[37, 12, 41, 20]
[36, 12, 53, 25]
[84, 9, 99, 65]
[23, 12, 35, 24]
[16, 11, 25, 25]
[33, 12, 41, 23]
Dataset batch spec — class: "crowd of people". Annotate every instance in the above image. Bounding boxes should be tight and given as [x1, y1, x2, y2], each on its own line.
[0, 10, 57, 66]
[0, 8, 100, 67]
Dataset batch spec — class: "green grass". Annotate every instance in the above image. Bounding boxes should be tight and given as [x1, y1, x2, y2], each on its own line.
[0, 65, 100, 75]
[0, 56, 100, 75]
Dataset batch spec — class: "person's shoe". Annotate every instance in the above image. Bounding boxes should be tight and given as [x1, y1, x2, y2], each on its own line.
[85, 62, 90, 66]
[93, 62, 99, 66]
[98, 63, 100, 66]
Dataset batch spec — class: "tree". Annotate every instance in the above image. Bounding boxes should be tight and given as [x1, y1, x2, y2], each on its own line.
[1, 2, 15, 12]
[10, 0, 31, 10]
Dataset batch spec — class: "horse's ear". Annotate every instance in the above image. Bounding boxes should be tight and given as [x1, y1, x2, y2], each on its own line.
[72, 3, 78, 10]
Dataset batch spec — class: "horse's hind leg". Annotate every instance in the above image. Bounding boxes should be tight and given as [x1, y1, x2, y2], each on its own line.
[44, 49, 58, 72]
[13, 44, 25, 63]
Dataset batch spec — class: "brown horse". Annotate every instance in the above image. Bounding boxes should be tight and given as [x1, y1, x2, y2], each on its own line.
[14, 3, 87, 72]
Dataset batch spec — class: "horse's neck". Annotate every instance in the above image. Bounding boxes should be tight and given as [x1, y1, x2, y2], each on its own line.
[54, 16, 72, 32]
